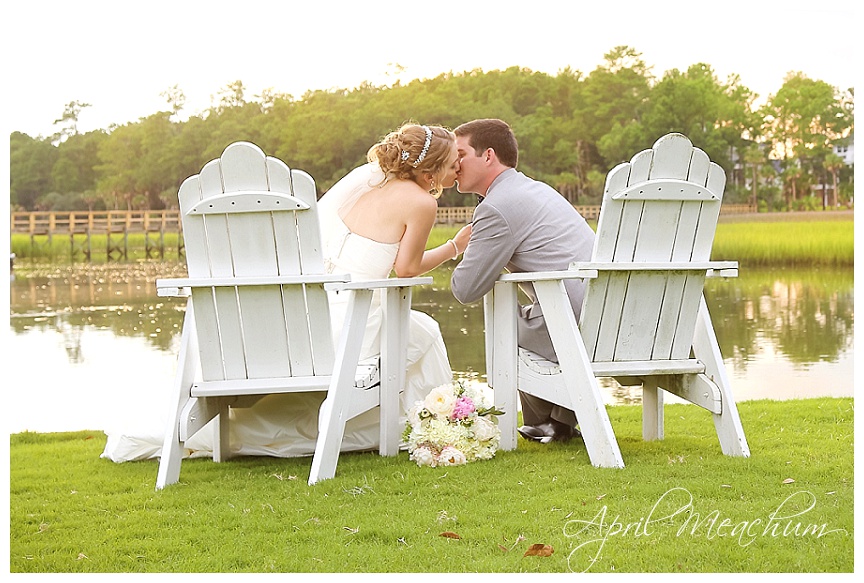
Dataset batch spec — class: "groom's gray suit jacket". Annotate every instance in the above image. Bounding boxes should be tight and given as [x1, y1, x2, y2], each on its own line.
[451, 168, 594, 425]
[452, 167, 595, 358]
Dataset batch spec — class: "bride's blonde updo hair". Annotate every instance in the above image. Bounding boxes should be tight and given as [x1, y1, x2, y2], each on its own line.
[367, 122, 455, 197]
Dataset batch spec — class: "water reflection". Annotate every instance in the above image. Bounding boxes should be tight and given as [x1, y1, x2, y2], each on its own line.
[6, 262, 854, 433]
[706, 269, 854, 366]
[9, 264, 188, 354]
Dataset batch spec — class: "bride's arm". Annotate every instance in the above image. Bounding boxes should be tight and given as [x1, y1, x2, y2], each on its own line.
[393, 198, 464, 277]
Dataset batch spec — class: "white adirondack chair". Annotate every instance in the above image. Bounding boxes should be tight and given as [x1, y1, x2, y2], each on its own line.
[484, 133, 750, 468]
[155, 141, 429, 489]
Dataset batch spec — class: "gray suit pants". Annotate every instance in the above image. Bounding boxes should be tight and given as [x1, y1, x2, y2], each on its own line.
[516, 305, 578, 428]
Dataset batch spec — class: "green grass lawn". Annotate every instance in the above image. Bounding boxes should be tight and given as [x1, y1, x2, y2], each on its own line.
[9, 398, 853, 573]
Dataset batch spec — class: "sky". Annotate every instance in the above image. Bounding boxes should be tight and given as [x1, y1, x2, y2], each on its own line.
[0, 0, 858, 140]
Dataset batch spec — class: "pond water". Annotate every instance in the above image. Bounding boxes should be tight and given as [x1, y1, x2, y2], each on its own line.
[4, 262, 854, 435]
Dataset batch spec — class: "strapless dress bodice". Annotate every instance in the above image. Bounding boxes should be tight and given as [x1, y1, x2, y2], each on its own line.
[325, 223, 399, 280]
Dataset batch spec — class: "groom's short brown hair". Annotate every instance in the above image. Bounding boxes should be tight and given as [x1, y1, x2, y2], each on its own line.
[454, 118, 519, 168]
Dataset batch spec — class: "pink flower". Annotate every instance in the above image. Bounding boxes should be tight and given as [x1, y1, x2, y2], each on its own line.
[451, 396, 476, 420]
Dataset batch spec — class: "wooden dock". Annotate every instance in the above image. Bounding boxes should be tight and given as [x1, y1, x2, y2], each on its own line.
[9, 210, 183, 260]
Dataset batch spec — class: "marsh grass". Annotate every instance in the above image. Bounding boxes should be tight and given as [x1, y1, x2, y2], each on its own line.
[10, 233, 185, 263]
[431, 215, 853, 268]
[711, 221, 853, 266]
[9, 398, 853, 573]
[11, 214, 853, 267]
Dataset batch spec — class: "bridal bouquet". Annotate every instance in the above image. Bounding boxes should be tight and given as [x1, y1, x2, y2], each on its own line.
[404, 381, 504, 467]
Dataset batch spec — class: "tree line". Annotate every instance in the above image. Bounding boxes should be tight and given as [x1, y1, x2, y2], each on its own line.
[9, 46, 854, 213]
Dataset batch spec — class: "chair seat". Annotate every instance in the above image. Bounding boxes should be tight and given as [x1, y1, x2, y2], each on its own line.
[519, 347, 707, 377]
[190, 356, 381, 397]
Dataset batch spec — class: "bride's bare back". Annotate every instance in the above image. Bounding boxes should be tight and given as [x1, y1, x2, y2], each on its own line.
[341, 179, 425, 242]
[341, 178, 438, 277]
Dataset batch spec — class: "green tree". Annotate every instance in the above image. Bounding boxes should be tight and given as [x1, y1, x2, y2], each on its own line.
[9, 132, 58, 210]
[822, 152, 845, 208]
[8, 55, 854, 213]
[580, 46, 652, 167]
[633, 64, 755, 175]
[780, 164, 804, 209]
[50, 130, 106, 198]
[52, 100, 91, 144]
[761, 73, 852, 189]
[214, 80, 247, 111]
[160, 84, 186, 121]
[94, 121, 145, 209]
[742, 143, 768, 207]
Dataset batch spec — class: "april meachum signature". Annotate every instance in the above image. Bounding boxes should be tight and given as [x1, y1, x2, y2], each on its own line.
[562, 487, 847, 572]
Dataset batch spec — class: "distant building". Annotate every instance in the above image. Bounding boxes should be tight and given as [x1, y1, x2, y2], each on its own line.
[833, 135, 854, 166]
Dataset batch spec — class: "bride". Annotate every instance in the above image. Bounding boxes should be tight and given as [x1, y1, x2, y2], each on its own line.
[102, 123, 466, 462]
[319, 123, 464, 408]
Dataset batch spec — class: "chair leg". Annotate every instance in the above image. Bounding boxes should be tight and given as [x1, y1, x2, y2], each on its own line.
[156, 431, 185, 490]
[693, 298, 750, 457]
[642, 378, 664, 441]
[156, 311, 198, 490]
[379, 286, 411, 456]
[213, 399, 231, 462]
[534, 281, 624, 469]
[309, 289, 373, 484]
[490, 283, 519, 451]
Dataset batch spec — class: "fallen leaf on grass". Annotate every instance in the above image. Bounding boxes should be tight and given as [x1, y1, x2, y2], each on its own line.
[524, 544, 554, 557]
[439, 531, 461, 539]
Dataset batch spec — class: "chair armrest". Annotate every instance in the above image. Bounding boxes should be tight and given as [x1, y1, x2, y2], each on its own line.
[570, 261, 738, 278]
[325, 276, 433, 292]
[155, 274, 352, 297]
[497, 268, 598, 283]
[493, 260, 738, 288]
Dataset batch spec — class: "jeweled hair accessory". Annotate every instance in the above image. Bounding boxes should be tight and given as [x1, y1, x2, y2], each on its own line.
[402, 125, 433, 168]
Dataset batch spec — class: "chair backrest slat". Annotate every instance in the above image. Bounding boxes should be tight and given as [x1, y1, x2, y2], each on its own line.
[581, 134, 726, 363]
[177, 142, 335, 382]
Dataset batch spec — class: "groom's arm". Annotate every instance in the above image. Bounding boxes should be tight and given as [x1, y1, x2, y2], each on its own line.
[451, 204, 517, 304]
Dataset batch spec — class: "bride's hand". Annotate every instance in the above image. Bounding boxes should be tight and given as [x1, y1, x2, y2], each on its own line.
[452, 223, 472, 254]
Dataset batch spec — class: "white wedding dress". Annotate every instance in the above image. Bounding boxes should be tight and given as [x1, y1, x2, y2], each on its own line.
[102, 163, 452, 462]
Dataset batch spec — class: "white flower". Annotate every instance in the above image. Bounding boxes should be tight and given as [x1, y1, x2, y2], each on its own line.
[437, 446, 467, 466]
[473, 416, 499, 442]
[405, 382, 503, 468]
[424, 385, 458, 417]
[410, 446, 437, 467]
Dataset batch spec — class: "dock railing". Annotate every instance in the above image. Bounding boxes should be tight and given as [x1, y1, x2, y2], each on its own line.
[10, 205, 758, 236]
[10, 204, 757, 260]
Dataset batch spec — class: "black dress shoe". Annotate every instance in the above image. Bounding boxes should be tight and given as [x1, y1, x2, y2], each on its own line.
[519, 421, 582, 444]
[538, 420, 581, 443]
[518, 425, 546, 442]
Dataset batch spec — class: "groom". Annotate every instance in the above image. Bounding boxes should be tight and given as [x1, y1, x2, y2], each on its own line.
[450, 118, 595, 443]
